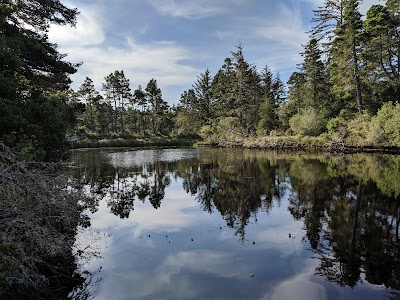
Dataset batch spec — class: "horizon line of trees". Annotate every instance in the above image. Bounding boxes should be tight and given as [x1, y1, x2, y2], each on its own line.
[173, 0, 400, 145]
[70, 73, 173, 137]
[1, 0, 400, 161]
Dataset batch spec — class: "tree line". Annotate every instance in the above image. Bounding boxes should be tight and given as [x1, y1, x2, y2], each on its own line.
[1, 0, 399, 161]
[70, 0, 400, 148]
[70, 73, 172, 138]
[174, 0, 400, 145]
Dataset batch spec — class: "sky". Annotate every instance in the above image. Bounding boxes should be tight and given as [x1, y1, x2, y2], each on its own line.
[48, 0, 382, 105]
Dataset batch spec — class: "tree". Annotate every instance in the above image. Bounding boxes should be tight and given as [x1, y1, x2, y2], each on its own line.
[193, 69, 213, 123]
[311, 0, 347, 47]
[330, 0, 364, 114]
[175, 89, 202, 135]
[302, 38, 330, 108]
[133, 85, 148, 135]
[77, 77, 101, 132]
[211, 57, 236, 116]
[257, 66, 284, 135]
[0, 0, 79, 160]
[145, 78, 168, 134]
[102, 70, 132, 133]
[362, 4, 400, 110]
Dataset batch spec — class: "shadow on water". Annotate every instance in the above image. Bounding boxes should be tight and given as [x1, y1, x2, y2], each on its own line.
[71, 148, 400, 298]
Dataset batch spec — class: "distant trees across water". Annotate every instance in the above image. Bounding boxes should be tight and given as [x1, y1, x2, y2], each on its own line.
[1, 0, 400, 160]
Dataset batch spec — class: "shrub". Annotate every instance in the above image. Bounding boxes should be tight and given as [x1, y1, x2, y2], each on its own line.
[372, 102, 400, 146]
[0, 143, 98, 299]
[345, 113, 371, 146]
[289, 107, 327, 136]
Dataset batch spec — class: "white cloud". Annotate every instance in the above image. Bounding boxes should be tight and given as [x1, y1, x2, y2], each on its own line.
[212, 3, 308, 73]
[48, 4, 105, 47]
[147, 0, 238, 20]
[48, 3, 199, 103]
[262, 267, 327, 300]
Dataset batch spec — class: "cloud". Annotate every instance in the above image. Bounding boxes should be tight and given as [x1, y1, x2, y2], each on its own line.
[48, 4, 105, 47]
[48, 3, 199, 103]
[262, 267, 327, 300]
[212, 2, 308, 73]
[147, 0, 238, 20]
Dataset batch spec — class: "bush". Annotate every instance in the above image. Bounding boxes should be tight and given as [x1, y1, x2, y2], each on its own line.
[345, 113, 371, 146]
[289, 107, 327, 136]
[0, 143, 98, 299]
[372, 102, 400, 146]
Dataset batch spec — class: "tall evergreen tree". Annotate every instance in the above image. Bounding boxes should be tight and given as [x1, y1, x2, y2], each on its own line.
[133, 85, 148, 135]
[0, 0, 79, 160]
[362, 3, 400, 109]
[175, 89, 202, 135]
[145, 79, 168, 134]
[302, 38, 330, 108]
[193, 69, 213, 123]
[311, 0, 347, 47]
[102, 70, 132, 133]
[330, 0, 364, 114]
[257, 66, 285, 135]
[231, 44, 262, 135]
[77, 77, 101, 132]
[211, 57, 236, 116]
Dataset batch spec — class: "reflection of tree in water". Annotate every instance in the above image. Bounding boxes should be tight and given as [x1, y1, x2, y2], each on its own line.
[72, 151, 172, 218]
[287, 155, 400, 290]
[176, 150, 288, 239]
[73, 149, 400, 292]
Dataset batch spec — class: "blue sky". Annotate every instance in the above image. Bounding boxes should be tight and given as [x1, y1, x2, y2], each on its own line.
[48, 0, 381, 105]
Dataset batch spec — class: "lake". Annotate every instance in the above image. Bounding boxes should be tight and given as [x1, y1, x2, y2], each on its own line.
[70, 147, 400, 300]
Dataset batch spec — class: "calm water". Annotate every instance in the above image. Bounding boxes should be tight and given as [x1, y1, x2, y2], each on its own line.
[71, 148, 400, 300]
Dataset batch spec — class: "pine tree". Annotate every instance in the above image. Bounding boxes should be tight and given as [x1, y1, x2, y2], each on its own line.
[231, 44, 262, 135]
[362, 3, 400, 108]
[102, 70, 132, 133]
[133, 85, 147, 135]
[77, 77, 101, 132]
[311, 0, 347, 46]
[193, 69, 213, 123]
[145, 79, 168, 134]
[330, 0, 364, 114]
[302, 38, 330, 108]
[257, 67, 285, 135]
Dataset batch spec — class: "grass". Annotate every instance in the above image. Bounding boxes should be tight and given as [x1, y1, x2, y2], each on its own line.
[73, 136, 197, 149]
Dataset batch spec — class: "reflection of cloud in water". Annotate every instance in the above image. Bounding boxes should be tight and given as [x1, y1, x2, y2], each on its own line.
[107, 149, 201, 168]
[89, 184, 203, 233]
[263, 269, 327, 300]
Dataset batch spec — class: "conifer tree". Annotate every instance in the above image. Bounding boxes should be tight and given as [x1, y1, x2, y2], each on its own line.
[145, 79, 168, 134]
[193, 69, 213, 123]
[330, 0, 364, 114]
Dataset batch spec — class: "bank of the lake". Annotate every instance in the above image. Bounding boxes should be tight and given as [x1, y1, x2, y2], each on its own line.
[74, 134, 400, 155]
[213, 136, 400, 154]
[72, 136, 199, 149]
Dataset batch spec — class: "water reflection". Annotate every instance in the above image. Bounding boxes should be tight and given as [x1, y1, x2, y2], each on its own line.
[71, 148, 400, 299]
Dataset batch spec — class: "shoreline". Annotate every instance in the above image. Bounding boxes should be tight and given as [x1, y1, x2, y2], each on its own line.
[71, 136, 400, 154]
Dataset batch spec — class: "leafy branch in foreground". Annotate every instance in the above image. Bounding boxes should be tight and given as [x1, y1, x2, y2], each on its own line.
[0, 142, 101, 299]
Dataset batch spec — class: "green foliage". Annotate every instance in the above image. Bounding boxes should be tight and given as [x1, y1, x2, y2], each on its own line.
[257, 95, 279, 136]
[0, 0, 78, 161]
[289, 107, 327, 136]
[372, 102, 400, 146]
[344, 113, 372, 145]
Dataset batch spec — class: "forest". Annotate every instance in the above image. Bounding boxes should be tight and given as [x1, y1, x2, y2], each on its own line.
[0, 1, 399, 161]
[0, 0, 399, 298]
[68, 0, 400, 152]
